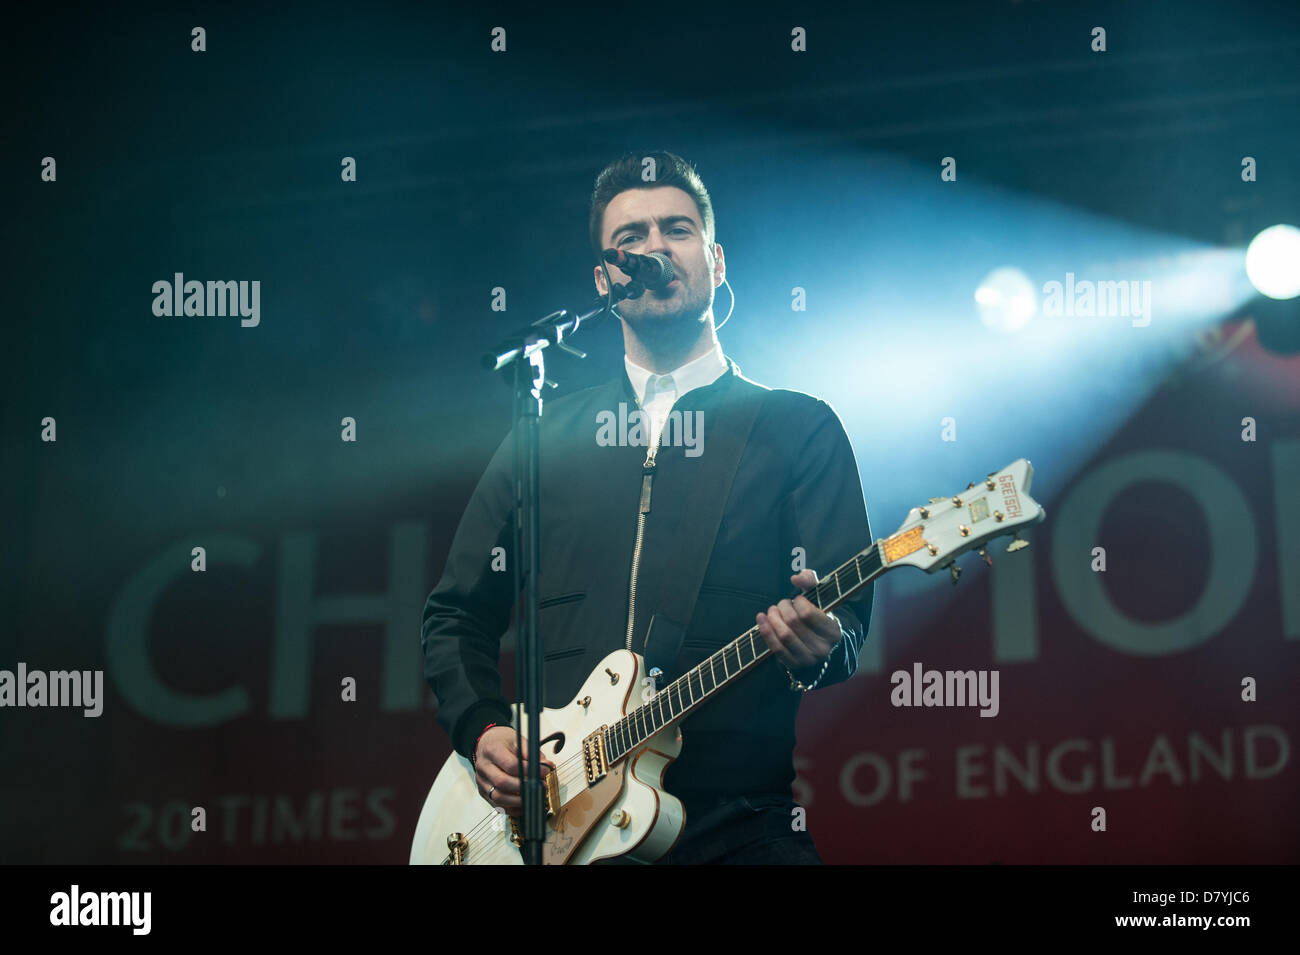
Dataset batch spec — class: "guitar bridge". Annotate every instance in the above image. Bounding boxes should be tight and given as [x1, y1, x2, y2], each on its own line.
[545, 765, 560, 815]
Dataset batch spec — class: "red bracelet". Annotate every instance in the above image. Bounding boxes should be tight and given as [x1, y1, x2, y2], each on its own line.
[471, 722, 498, 766]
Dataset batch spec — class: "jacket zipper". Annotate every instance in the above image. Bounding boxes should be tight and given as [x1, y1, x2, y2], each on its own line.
[625, 424, 666, 650]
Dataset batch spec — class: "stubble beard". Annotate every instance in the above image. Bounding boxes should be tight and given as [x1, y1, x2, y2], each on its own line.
[619, 277, 715, 352]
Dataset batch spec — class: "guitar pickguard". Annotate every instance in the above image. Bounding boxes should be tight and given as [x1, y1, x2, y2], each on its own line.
[543, 763, 625, 865]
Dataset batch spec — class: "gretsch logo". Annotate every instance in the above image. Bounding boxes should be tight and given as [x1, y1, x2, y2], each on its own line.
[998, 474, 1022, 518]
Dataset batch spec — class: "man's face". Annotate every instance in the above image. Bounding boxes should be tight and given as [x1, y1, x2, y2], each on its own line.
[593, 186, 724, 332]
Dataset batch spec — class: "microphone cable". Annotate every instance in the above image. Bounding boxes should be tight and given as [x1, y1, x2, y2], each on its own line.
[715, 274, 735, 331]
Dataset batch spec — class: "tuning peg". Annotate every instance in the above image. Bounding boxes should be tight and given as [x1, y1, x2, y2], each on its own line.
[1006, 533, 1029, 553]
[979, 546, 991, 567]
[949, 563, 961, 585]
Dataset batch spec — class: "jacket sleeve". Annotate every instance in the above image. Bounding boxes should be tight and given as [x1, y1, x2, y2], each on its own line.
[787, 398, 873, 690]
[421, 428, 518, 758]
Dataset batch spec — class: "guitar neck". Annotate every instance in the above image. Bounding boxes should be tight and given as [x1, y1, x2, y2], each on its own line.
[603, 540, 887, 766]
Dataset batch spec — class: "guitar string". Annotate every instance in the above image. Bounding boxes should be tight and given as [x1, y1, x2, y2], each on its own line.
[454, 560, 881, 861]
[453, 699, 685, 863]
[447, 500, 1025, 861]
[454, 751, 587, 859]
[456, 624, 834, 860]
[454, 702, 690, 863]
[468, 708, 696, 864]
[452, 638, 773, 863]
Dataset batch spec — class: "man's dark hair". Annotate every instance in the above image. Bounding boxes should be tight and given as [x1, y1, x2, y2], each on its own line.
[588, 151, 716, 259]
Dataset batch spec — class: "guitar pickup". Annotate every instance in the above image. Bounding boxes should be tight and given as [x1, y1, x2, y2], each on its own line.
[582, 729, 609, 784]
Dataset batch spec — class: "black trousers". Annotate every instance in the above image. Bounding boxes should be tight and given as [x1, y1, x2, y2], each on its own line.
[654, 794, 821, 865]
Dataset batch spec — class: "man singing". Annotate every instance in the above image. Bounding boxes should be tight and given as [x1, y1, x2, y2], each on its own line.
[421, 151, 873, 864]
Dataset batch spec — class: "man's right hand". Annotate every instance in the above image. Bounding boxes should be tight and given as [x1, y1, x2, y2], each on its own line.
[474, 725, 556, 818]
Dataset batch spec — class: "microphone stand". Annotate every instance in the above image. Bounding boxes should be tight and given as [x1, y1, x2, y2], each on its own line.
[480, 279, 643, 865]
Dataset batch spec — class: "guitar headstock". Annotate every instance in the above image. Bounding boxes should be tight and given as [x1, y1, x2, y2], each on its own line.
[878, 458, 1045, 579]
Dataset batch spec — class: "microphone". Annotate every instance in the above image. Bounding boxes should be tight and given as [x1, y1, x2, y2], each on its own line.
[601, 249, 676, 290]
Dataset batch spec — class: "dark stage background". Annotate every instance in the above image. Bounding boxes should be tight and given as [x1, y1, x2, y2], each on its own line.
[2, 0, 1298, 864]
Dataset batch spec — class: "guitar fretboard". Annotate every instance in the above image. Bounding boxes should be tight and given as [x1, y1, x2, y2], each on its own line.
[602, 541, 885, 765]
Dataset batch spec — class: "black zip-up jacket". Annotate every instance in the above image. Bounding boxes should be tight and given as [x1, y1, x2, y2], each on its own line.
[421, 357, 873, 812]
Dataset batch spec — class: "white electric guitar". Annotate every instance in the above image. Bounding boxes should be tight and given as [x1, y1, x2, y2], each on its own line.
[411, 458, 1045, 865]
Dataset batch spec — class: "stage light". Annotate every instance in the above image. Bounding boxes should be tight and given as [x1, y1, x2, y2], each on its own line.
[975, 267, 1037, 333]
[1245, 224, 1300, 300]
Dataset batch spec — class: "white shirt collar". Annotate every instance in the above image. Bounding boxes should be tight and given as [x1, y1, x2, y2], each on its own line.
[624, 339, 728, 408]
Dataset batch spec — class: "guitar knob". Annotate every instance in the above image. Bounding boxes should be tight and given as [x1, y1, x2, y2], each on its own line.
[611, 810, 631, 829]
[580, 696, 592, 708]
